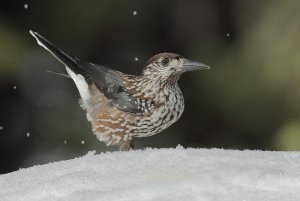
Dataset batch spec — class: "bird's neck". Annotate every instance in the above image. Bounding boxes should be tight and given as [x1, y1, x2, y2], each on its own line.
[136, 74, 182, 102]
[139, 72, 180, 87]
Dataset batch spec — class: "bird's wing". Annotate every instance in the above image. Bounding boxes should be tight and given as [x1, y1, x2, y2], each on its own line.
[78, 61, 154, 114]
[29, 30, 152, 114]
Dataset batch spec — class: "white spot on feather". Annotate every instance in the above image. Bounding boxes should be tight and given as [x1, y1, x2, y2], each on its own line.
[124, 134, 129, 141]
[29, 30, 51, 52]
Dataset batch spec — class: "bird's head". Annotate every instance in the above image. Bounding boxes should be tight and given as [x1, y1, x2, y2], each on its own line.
[141, 53, 209, 84]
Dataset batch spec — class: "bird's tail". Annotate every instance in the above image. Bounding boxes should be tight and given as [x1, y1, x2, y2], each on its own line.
[29, 30, 83, 75]
[30, 30, 92, 105]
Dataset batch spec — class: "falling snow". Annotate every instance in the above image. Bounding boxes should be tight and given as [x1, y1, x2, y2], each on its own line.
[81, 140, 85, 145]
[24, 4, 28, 9]
[134, 57, 139, 62]
[64, 140, 67, 144]
[26, 132, 30, 137]
[133, 10, 137, 16]
[13, 86, 16, 90]
[0, 148, 300, 201]
[226, 32, 230, 37]
[0, 126, 3, 130]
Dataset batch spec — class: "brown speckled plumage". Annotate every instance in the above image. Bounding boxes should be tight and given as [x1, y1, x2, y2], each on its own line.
[30, 30, 209, 150]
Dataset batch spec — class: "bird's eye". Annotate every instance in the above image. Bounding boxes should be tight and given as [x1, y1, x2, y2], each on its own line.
[161, 58, 169, 66]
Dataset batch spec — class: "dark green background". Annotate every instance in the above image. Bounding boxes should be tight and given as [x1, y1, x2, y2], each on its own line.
[1, 0, 300, 174]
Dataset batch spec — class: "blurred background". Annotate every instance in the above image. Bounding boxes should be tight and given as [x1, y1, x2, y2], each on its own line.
[1, 0, 300, 174]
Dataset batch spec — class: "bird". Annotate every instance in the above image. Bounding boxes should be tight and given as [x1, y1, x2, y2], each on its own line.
[29, 30, 210, 151]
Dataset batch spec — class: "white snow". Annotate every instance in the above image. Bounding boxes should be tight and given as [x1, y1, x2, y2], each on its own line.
[26, 132, 30, 137]
[0, 147, 300, 201]
[13, 85, 17, 90]
[134, 57, 139, 62]
[133, 10, 137, 16]
[226, 33, 230, 37]
[24, 4, 28, 10]
[81, 140, 85, 145]
[0, 126, 3, 130]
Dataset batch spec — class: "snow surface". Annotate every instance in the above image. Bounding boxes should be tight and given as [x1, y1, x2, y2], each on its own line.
[1, 147, 300, 201]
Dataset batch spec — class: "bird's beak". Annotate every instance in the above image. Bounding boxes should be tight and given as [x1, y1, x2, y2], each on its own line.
[182, 58, 210, 72]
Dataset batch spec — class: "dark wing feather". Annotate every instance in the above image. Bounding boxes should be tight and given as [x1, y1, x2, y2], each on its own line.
[77, 61, 146, 113]
[30, 30, 149, 114]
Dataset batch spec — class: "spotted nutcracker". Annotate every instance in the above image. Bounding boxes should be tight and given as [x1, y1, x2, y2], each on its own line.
[29, 30, 209, 151]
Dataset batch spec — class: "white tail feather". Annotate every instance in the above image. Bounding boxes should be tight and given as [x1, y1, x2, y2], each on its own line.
[65, 67, 90, 108]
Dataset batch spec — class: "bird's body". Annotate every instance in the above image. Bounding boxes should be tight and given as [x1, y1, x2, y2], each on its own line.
[30, 30, 209, 150]
[85, 75, 184, 150]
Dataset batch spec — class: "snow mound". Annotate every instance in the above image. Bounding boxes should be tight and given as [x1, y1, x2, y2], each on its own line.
[1, 147, 300, 201]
